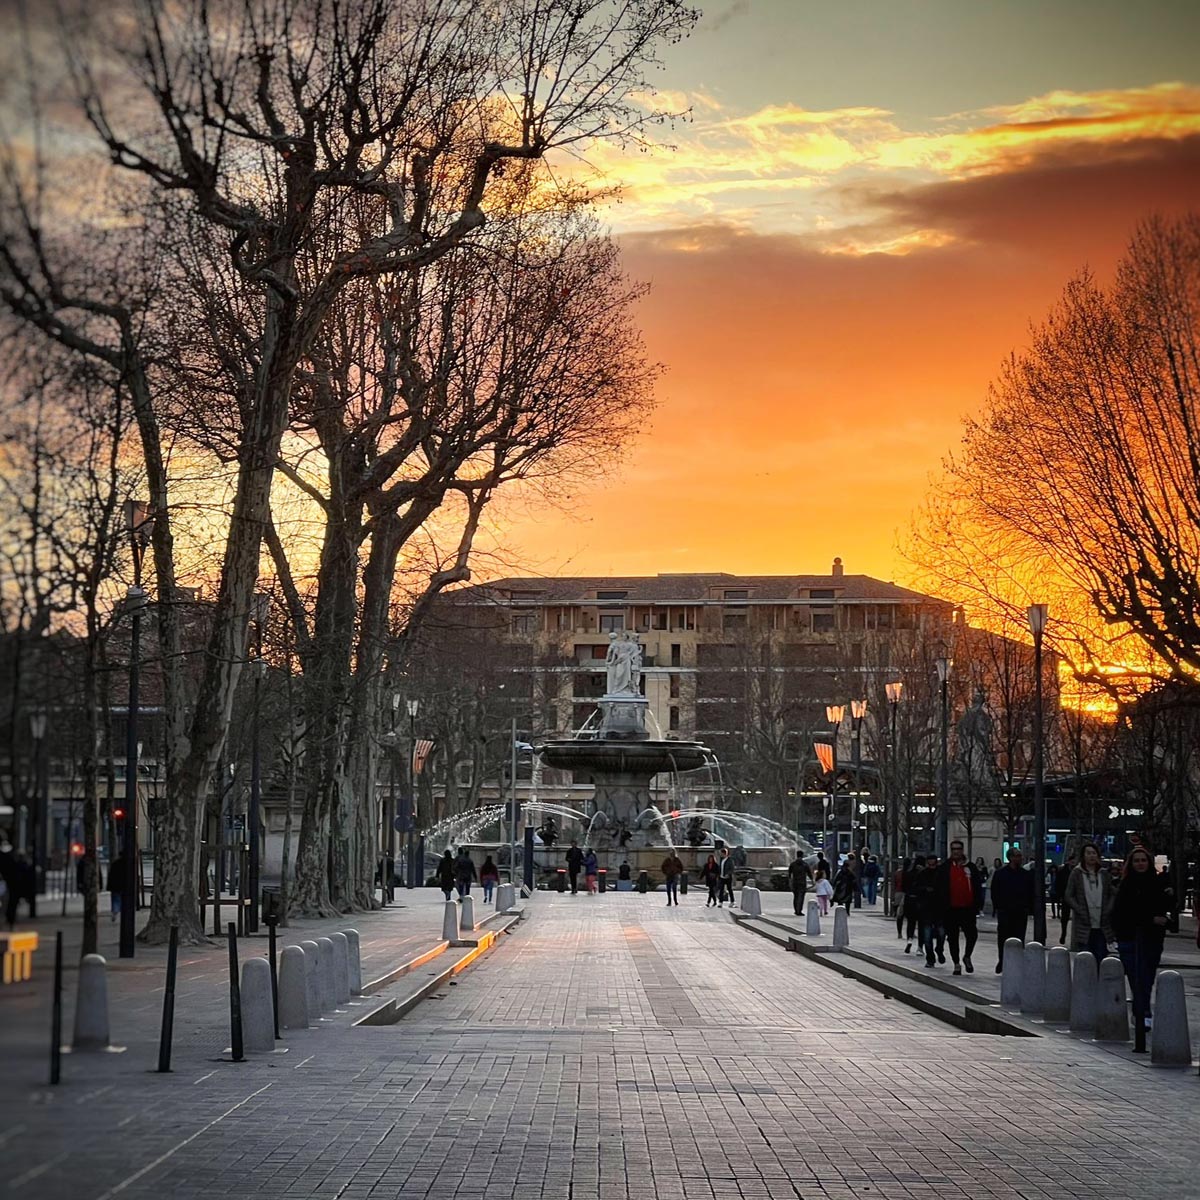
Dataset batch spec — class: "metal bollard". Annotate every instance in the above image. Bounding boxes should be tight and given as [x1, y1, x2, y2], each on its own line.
[50, 931, 63, 1085]
[267, 915, 279, 1038]
[680, 872, 688, 896]
[228, 923, 244, 1062]
[157, 926, 179, 1072]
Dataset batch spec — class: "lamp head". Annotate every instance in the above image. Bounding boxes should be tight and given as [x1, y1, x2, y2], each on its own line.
[825, 704, 845, 726]
[850, 698, 868, 721]
[885, 680, 904, 704]
[406, 698, 420, 718]
[1027, 603, 1049, 636]
[123, 498, 155, 541]
[935, 656, 951, 685]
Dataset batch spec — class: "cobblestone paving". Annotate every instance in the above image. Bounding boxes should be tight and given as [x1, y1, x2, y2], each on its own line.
[3, 891, 1198, 1199]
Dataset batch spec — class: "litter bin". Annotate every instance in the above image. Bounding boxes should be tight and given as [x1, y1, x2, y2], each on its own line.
[597, 868, 607, 894]
[680, 872, 688, 896]
[637, 870, 649, 894]
[261, 886, 283, 924]
[556, 868, 567, 893]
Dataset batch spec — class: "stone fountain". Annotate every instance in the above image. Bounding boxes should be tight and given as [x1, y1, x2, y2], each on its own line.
[537, 631, 710, 853]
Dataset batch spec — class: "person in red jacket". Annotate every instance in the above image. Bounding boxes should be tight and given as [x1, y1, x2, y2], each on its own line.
[935, 840, 985, 975]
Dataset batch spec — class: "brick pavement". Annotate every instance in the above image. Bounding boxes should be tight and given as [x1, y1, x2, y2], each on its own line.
[2, 889, 1199, 1199]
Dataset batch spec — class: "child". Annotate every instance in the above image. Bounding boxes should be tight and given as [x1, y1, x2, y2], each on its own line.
[814, 870, 834, 916]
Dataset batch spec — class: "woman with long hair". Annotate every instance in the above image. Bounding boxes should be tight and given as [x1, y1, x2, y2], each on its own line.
[1063, 841, 1114, 963]
[702, 854, 721, 907]
[1111, 845, 1174, 1031]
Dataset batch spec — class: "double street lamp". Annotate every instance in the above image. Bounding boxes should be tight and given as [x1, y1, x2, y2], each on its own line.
[825, 704, 844, 864]
[884, 680, 903, 915]
[1028, 602, 1049, 944]
[935, 655, 951, 860]
[120, 499, 154, 959]
[29, 711, 47, 916]
[849, 698, 867, 853]
[247, 592, 269, 933]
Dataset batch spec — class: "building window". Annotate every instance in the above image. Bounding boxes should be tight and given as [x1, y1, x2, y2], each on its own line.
[723, 588, 749, 600]
[599, 612, 625, 632]
[669, 706, 680, 731]
[669, 675, 680, 698]
[670, 644, 681, 666]
[512, 613, 538, 634]
[722, 611, 747, 631]
[809, 588, 836, 599]
[654, 612, 668, 630]
[596, 590, 627, 601]
[556, 610, 573, 631]
[812, 608, 835, 632]
[592, 645, 607, 659]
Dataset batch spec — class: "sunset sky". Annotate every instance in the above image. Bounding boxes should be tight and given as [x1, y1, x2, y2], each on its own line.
[488, 0, 1200, 585]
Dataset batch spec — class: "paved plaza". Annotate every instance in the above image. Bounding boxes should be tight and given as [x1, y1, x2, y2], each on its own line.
[2, 889, 1199, 1199]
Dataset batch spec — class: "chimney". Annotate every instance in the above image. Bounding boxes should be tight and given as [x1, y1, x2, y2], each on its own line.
[831, 556, 844, 578]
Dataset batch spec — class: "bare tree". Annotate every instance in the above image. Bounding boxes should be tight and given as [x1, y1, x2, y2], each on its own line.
[2, 0, 697, 938]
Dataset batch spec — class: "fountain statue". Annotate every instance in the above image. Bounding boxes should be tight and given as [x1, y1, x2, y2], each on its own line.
[538, 631, 709, 852]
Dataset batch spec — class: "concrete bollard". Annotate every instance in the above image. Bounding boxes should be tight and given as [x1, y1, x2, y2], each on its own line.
[1000, 939, 1023, 1008]
[1021, 943, 1046, 1015]
[460, 894, 477, 932]
[442, 899, 461, 944]
[343, 930, 362, 996]
[1044, 946, 1071, 1023]
[1150, 971, 1191, 1066]
[329, 932, 351, 1005]
[240, 957, 276, 1052]
[1069, 951, 1098, 1034]
[740, 886, 762, 917]
[72, 953, 110, 1050]
[496, 883, 515, 912]
[299, 940, 322, 1016]
[278, 945, 308, 1030]
[315, 936, 339, 1013]
[1094, 956, 1130, 1042]
[805, 899, 821, 936]
[832, 905, 850, 949]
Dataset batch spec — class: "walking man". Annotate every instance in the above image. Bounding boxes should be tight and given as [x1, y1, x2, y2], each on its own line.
[788, 852, 813, 916]
[454, 847, 477, 898]
[661, 850, 684, 906]
[936, 840, 984, 975]
[862, 856, 881, 906]
[565, 841, 584, 895]
[718, 847, 735, 906]
[990, 847, 1034, 972]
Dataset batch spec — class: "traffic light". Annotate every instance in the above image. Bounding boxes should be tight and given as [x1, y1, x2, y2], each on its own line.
[113, 807, 126, 820]
[71, 842, 84, 856]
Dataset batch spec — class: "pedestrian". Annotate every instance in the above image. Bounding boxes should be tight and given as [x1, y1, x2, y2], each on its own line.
[974, 856, 989, 910]
[787, 852, 813, 916]
[894, 857, 911, 938]
[1047, 862, 1060, 918]
[1111, 845, 1174, 1032]
[862, 856, 881, 906]
[901, 856, 923, 950]
[702, 854, 721, 906]
[814, 869, 834, 915]
[908, 854, 943, 966]
[106, 851, 127, 923]
[584, 848, 599, 894]
[454, 847, 476, 897]
[565, 841, 584, 895]
[661, 850, 684, 906]
[850, 848, 865, 909]
[436, 850, 455, 900]
[718, 847, 735, 906]
[935, 840, 984, 975]
[832, 856, 857, 911]
[1055, 854, 1075, 943]
[990, 847, 1034, 972]
[480, 856, 499, 903]
[814, 851, 829, 879]
[1064, 841, 1114, 964]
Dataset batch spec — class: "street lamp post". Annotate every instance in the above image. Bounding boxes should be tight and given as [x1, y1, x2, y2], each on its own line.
[850, 699, 867, 857]
[405, 699, 419, 889]
[385, 692, 400, 903]
[510, 716, 519, 889]
[935, 656, 951, 861]
[248, 593, 269, 933]
[1028, 603, 1049, 944]
[825, 704, 844, 865]
[884, 680, 903, 916]
[29, 711, 47, 916]
[120, 499, 154, 959]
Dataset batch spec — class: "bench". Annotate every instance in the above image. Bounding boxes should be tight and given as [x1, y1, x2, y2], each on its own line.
[1, 931, 39, 984]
